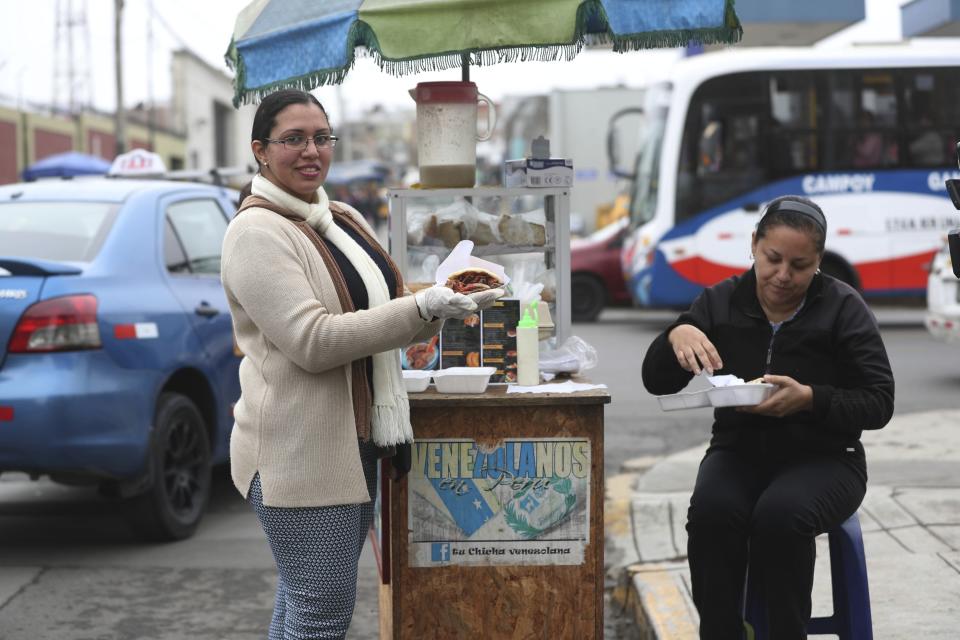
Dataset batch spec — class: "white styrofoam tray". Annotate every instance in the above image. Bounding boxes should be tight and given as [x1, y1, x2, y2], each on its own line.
[401, 369, 432, 393]
[656, 383, 776, 411]
[433, 367, 497, 394]
[708, 383, 776, 407]
[656, 389, 712, 411]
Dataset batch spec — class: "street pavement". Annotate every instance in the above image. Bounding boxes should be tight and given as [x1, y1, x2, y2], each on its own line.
[605, 406, 960, 639]
[0, 305, 949, 639]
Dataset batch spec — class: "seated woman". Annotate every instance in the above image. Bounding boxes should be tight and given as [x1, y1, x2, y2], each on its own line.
[641, 195, 894, 639]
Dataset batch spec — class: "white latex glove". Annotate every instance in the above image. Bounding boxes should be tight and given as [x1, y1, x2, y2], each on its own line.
[415, 285, 478, 321]
[467, 288, 506, 311]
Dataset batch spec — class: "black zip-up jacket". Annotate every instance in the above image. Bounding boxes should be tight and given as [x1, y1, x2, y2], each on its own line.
[642, 268, 894, 454]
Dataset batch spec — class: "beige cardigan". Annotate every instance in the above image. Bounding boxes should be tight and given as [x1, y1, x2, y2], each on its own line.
[221, 201, 440, 507]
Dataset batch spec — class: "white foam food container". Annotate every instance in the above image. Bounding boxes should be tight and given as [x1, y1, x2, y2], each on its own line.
[656, 389, 712, 411]
[707, 383, 776, 407]
[433, 367, 497, 394]
[401, 369, 432, 393]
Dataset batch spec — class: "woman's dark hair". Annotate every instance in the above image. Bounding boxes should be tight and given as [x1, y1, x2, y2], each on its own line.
[756, 195, 827, 253]
[251, 90, 330, 168]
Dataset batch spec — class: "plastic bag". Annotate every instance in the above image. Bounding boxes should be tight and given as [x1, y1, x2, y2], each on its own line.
[427, 199, 501, 248]
[539, 335, 599, 375]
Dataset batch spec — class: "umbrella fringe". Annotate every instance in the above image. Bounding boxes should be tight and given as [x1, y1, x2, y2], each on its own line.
[228, 0, 743, 106]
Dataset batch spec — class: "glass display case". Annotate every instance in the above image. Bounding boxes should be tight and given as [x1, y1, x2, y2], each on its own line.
[388, 186, 571, 344]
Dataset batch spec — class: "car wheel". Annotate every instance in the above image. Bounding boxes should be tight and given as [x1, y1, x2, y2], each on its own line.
[126, 392, 211, 542]
[571, 274, 607, 323]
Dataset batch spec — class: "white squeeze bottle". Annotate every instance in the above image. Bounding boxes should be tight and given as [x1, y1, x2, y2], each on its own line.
[516, 301, 540, 386]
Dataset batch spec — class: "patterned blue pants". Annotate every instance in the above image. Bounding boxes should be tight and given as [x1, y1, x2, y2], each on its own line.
[249, 440, 378, 640]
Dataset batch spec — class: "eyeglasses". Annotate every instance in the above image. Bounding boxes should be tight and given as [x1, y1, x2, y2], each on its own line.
[264, 134, 339, 151]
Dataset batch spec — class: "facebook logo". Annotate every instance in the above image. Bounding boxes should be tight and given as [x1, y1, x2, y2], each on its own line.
[431, 543, 450, 562]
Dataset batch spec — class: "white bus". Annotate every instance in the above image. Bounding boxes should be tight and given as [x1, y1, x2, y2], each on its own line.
[611, 45, 960, 307]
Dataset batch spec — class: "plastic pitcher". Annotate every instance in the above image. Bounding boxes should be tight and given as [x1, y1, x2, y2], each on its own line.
[410, 81, 496, 188]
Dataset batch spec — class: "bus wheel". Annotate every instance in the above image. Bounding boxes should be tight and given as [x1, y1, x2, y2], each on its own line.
[820, 255, 860, 291]
[572, 274, 607, 323]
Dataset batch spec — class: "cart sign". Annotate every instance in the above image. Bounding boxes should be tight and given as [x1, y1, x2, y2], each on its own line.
[408, 437, 590, 567]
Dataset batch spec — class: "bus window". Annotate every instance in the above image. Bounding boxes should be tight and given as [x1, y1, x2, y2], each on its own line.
[825, 70, 899, 170]
[768, 73, 819, 178]
[903, 70, 958, 167]
[676, 72, 766, 223]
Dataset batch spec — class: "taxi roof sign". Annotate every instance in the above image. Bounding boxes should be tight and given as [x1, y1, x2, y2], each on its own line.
[108, 149, 167, 177]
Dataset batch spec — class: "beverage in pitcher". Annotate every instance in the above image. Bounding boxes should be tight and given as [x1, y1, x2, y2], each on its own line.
[411, 82, 496, 189]
[419, 165, 476, 188]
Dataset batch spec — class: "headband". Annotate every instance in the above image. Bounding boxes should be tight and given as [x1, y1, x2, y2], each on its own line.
[761, 199, 827, 234]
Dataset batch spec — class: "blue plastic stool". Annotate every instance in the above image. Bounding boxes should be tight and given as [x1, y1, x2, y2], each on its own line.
[743, 513, 873, 640]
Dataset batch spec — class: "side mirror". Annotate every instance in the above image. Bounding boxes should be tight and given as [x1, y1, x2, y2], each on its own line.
[607, 107, 645, 179]
[947, 178, 960, 209]
[949, 227, 960, 279]
[743, 202, 761, 212]
[947, 140, 960, 278]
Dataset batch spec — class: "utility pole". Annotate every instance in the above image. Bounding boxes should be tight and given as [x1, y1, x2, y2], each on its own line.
[335, 84, 352, 161]
[114, 0, 126, 154]
[147, 0, 156, 150]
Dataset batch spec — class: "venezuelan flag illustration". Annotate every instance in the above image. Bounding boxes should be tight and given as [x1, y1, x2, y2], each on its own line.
[428, 477, 501, 537]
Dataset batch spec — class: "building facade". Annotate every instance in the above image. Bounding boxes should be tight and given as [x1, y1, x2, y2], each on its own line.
[0, 103, 186, 185]
[171, 49, 257, 172]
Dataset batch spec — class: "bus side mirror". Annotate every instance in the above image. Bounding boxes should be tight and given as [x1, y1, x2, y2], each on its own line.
[947, 178, 960, 209]
[743, 202, 761, 212]
[607, 107, 645, 179]
[947, 140, 960, 278]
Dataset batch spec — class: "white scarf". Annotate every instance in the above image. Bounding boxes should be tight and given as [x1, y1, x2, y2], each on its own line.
[251, 175, 413, 446]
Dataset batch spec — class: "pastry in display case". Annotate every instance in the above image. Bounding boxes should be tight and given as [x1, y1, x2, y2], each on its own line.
[390, 186, 571, 352]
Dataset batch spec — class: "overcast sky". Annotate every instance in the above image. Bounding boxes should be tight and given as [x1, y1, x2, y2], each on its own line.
[0, 0, 932, 122]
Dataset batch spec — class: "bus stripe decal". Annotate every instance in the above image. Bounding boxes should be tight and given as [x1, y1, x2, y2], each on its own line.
[856, 250, 936, 290]
[669, 249, 937, 291]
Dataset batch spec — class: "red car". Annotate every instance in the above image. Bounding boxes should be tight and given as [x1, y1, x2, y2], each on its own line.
[570, 218, 631, 322]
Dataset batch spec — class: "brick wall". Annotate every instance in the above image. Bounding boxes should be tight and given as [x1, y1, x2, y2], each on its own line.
[0, 120, 17, 184]
[34, 129, 73, 161]
[87, 130, 116, 160]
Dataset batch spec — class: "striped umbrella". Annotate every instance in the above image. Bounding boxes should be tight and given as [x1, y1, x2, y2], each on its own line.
[227, 0, 741, 106]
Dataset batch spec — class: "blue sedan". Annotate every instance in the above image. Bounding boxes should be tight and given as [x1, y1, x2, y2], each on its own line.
[0, 177, 241, 540]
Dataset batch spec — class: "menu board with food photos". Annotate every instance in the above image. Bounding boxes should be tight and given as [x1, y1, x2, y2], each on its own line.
[439, 312, 482, 369]
[403, 300, 520, 384]
[480, 300, 520, 383]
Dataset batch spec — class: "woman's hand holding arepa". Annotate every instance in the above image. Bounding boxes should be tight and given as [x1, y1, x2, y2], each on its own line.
[466, 288, 505, 311]
[667, 324, 723, 375]
[414, 285, 478, 321]
[738, 374, 813, 417]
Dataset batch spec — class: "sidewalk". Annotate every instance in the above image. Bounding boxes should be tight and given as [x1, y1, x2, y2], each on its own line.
[605, 409, 960, 639]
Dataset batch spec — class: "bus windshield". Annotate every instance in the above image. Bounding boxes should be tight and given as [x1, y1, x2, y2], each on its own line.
[629, 84, 670, 228]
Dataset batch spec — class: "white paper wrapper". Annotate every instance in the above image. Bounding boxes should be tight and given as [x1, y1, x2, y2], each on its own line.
[434, 240, 511, 288]
[705, 374, 744, 387]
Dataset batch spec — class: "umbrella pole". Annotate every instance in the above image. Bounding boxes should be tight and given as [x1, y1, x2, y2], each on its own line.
[461, 53, 469, 82]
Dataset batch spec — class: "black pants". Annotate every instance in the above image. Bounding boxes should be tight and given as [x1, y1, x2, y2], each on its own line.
[686, 444, 867, 640]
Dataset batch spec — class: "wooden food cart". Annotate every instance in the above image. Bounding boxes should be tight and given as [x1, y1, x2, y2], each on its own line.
[377, 384, 610, 638]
